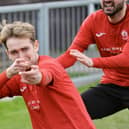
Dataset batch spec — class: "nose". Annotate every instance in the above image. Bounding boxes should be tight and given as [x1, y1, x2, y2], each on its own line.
[18, 51, 25, 58]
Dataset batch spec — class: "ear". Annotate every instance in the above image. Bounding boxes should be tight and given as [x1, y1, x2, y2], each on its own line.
[5, 49, 11, 59]
[34, 40, 39, 52]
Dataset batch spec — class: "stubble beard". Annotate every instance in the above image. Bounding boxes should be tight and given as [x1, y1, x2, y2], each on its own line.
[102, 1, 124, 17]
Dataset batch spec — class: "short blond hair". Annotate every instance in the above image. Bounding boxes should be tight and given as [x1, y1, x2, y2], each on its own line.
[0, 21, 36, 47]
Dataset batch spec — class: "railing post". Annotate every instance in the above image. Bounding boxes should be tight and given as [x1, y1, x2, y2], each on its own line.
[88, 3, 96, 15]
[37, 4, 50, 55]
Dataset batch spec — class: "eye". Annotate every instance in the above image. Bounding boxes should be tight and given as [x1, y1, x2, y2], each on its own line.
[10, 50, 18, 55]
[22, 47, 29, 52]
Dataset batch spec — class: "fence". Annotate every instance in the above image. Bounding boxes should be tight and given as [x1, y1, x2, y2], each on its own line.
[0, 0, 102, 86]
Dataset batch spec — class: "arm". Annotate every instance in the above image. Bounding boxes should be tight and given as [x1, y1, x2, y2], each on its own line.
[56, 14, 95, 68]
[0, 65, 51, 97]
[92, 43, 129, 68]
[39, 69, 53, 86]
[0, 71, 10, 89]
[38, 59, 64, 87]
[0, 71, 21, 98]
[70, 43, 129, 69]
[0, 58, 31, 97]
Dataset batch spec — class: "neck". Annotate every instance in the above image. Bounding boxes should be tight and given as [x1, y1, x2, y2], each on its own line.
[108, 4, 127, 24]
[33, 54, 39, 65]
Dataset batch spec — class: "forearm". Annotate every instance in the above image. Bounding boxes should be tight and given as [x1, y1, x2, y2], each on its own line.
[56, 42, 87, 68]
[39, 70, 53, 86]
[0, 71, 9, 89]
[56, 51, 76, 68]
[92, 43, 129, 68]
[92, 54, 129, 68]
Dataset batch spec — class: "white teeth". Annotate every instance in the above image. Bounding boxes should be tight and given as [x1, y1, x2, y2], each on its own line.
[105, 5, 113, 7]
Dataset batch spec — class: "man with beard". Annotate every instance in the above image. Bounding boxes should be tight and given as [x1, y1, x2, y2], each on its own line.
[57, 0, 129, 119]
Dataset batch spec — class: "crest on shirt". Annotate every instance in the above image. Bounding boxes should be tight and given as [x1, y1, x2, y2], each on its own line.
[121, 30, 128, 40]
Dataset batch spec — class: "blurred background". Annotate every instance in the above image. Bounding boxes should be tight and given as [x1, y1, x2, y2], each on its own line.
[0, 0, 102, 86]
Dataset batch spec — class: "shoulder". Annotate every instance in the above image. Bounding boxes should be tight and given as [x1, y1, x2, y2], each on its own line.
[39, 55, 53, 61]
[87, 9, 106, 21]
[39, 56, 67, 78]
[38, 55, 63, 69]
[82, 9, 106, 27]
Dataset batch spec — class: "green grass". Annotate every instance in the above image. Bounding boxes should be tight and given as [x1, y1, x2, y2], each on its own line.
[68, 72, 89, 78]
[94, 109, 129, 129]
[78, 80, 99, 93]
[0, 81, 128, 129]
[0, 97, 31, 129]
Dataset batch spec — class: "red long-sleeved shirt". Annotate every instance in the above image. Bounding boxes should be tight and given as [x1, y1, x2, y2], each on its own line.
[57, 5, 129, 86]
[0, 56, 96, 129]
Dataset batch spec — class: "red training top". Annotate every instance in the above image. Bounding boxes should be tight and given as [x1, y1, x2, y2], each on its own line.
[0, 56, 96, 129]
[57, 5, 129, 87]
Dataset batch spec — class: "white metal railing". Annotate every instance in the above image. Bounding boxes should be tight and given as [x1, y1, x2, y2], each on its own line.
[0, 0, 101, 83]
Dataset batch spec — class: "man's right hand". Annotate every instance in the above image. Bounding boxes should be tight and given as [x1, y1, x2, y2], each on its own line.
[6, 58, 31, 78]
[70, 49, 93, 67]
